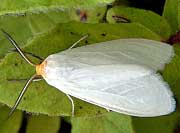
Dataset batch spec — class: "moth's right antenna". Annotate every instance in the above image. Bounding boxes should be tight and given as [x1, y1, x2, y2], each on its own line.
[1, 29, 36, 67]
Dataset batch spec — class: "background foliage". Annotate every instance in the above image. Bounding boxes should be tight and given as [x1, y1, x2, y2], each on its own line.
[0, 0, 179, 132]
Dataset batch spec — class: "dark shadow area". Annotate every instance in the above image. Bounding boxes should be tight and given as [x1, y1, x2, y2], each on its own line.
[129, 0, 165, 15]
[19, 113, 28, 133]
[59, 118, 72, 133]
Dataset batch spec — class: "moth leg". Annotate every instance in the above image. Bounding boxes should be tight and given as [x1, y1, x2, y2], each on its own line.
[32, 78, 43, 82]
[32, 75, 43, 82]
[22, 51, 44, 61]
[9, 49, 44, 62]
[7, 76, 43, 82]
[68, 34, 89, 50]
[66, 94, 75, 117]
[106, 108, 110, 112]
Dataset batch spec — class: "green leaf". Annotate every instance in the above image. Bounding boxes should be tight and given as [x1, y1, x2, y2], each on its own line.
[107, 6, 172, 40]
[0, 7, 107, 59]
[26, 115, 60, 133]
[69, 6, 107, 23]
[0, 15, 33, 59]
[71, 112, 133, 133]
[0, 106, 23, 133]
[132, 112, 180, 133]
[0, 0, 114, 15]
[163, 0, 179, 34]
[28, 6, 107, 34]
[71, 112, 180, 133]
[0, 22, 161, 116]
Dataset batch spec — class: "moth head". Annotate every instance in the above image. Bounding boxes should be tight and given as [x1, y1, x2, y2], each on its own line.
[36, 61, 47, 76]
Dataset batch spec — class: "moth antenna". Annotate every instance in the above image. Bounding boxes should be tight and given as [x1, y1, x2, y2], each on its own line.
[8, 74, 37, 118]
[68, 34, 89, 50]
[1, 29, 36, 67]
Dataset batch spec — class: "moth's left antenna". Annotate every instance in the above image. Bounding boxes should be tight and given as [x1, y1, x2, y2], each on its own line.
[1, 29, 36, 67]
[8, 74, 37, 118]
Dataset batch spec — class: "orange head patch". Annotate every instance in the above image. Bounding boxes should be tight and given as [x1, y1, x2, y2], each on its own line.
[36, 61, 47, 76]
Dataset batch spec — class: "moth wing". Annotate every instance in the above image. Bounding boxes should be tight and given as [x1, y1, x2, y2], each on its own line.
[44, 38, 175, 117]
[61, 73, 175, 117]
[62, 38, 174, 71]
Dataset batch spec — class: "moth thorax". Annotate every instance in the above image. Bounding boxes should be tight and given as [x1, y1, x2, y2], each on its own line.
[36, 61, 47, 76]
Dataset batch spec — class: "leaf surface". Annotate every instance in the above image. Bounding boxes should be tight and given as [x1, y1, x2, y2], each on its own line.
[71, 112, 133, 133]
[107, 6, 172, 39]
[0, 0, 114, 15]
[26, 115, 60, 133]
[163, 0, 179, 34]
[0, 106, 22, 133]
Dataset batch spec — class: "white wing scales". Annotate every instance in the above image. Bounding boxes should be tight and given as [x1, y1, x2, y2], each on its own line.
[70, 74, 175, 117]
[43, 38, 175, 117]
[59, 38, 174, 71]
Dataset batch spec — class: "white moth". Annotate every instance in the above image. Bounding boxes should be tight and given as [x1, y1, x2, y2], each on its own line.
[2, 30, 175, 117]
